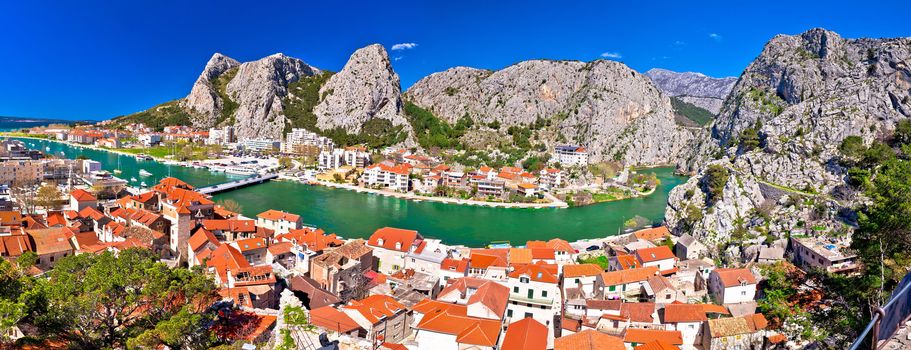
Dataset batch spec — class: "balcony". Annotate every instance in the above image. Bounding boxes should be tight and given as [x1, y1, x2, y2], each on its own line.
[509, 292, 554, 306]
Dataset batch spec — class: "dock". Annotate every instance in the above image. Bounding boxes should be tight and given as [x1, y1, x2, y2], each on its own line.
[196, 173, 278, 195]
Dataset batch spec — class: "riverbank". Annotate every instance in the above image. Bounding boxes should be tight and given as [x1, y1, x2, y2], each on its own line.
[310, 179, 570, 209]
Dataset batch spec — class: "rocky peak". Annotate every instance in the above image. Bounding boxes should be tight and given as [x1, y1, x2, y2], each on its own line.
[180, 53, 241, 127]
[645, 68, 737, 114]
[406, 58, 706, 166]
[227, 54, 321, 139]
[313, 44, 410, 135]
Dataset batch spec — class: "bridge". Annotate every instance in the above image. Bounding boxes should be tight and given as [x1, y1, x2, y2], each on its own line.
[196, 173, 278, 195]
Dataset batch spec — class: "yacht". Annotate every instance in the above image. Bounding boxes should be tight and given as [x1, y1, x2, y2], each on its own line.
[130, 177, 137, 182]
[225, 166, 257, 175]
[113, 169, 122, 174]
[140, 181, 147, 188]
[135, 154, 153, 161]
[139, 169, 153, 177]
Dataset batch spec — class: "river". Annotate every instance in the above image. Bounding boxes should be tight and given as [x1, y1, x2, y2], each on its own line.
[15, 137, 688, 247]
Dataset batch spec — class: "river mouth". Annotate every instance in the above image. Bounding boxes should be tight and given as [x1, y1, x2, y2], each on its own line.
[14, 137, 688, 247]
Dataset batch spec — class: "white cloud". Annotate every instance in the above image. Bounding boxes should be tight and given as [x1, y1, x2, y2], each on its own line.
[391, 43, 418, 51]
[600, 51, 622, 59]
[708, 33, 722, 41]
[673, 40, 686, 46]
[394, 56, 404, 61]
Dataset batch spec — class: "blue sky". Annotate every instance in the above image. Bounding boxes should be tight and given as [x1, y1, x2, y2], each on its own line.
[1, 0, 907, 120]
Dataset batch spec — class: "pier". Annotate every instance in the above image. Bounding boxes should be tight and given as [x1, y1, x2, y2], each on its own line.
[196, 173, 278, 195]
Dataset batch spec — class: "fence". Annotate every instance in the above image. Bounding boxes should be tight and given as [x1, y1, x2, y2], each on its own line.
[849, 272, 911, 349]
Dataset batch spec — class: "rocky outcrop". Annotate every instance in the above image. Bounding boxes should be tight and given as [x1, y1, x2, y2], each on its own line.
[406, 59, 705, 166]
[645, 68, 737, 114]
[180, 53, 240, 127]
[227, 54, 320, 139]
[666, 28, 911, 248]
[313, 44, 411, 136]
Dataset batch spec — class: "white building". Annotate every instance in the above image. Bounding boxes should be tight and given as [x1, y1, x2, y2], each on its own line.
[553, 145, 588, 167]
[561, 263, 603, 299]
[707, 268, 757, 304]
[207, 126, 235, 145]
[255, 209, 302, 234]
[362, 162, 411, 193]
[537, 168, 564, 191]
[138, 134, 162, 147]
[663, 303, 708, 346]
[367, 227, 423, 274]
[504, 263, 560, 347]
[283, 128, 334, 153]
[634, 246, 678, 272]
[242, 138, 280, 152]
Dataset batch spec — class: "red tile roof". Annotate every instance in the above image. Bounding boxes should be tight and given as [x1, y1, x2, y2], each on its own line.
[234, 237, 266, 252]
[256, 209, 301, 222]
[563, 263, 604, 278]
[633, 226, 671, 242]
[467, 281, 509, 318]
[440, 258, 469, 273]
[712, 268, 757, 287]
[555, 329, 625, 350]
[620, 302, 656, 323]
[502, 317, 547, 350]
[0, 234, 33, 257]
[438, 277, 489, 300]
[202, 219, 256, 233]
[69, 189, 96, 202]
[26, 228, 75, 255]
[342, 295, 406, 324]
[188, 228, 220, 252]
[634, 340, 680, 350]
[368, 227, 420, 252]
[276, 227, 342, 252]
[508, 262, 559, 284]
[412, 299, 501, 347]
[206, 244, 250, 283]
[635, 246, 676, 263]
[663, 303, 708, 323]
[600, 267, 659, 286]
[623, 329, 683, 345]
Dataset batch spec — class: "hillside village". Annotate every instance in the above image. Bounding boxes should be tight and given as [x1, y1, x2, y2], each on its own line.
[0, 162, 836, 349]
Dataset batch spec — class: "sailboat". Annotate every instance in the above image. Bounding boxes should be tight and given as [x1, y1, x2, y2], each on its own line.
[139, 169, 152, 177]
[113, 157, 122, 174]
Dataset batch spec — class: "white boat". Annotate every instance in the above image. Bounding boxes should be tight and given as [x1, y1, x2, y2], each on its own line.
[225, 166, 257, 175]
[45, 146, 50, 151]
[140, 181, 147, 188]
[135, 154, 152, 161]
[130, 177, 137, 182]
[139, 169, 152, 177]
[113, 169, 122, 174]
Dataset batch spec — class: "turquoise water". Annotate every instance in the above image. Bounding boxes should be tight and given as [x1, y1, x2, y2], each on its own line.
[14, 137, 687, 246]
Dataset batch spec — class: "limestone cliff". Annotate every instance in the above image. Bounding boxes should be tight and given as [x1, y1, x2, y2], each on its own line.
[405, 59, 705, 166]
[180, 53, 240, 128]
[645, 68, 737, 114]
[666, 28, 911, 248]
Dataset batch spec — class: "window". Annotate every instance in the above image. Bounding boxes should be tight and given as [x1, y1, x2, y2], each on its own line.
[520, 277, 529, 283]
[665, 294, 672, 299]
[524, 312, 532, 319]
[741, 291, 747, 296]
[575, 278, 580, 284]
[542, 290, 548, 298]
[513, 286, 519, 293]
[507, 309, 513, 317]
[527, 289, 534, 299]
[608, 285, 616, 292]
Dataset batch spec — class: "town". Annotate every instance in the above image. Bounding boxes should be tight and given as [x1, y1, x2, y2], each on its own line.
[2, 122, 661, 209]
[0, 134, 860, 349]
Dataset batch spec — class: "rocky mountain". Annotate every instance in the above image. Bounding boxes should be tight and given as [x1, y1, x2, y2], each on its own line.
[313, 44, 410, 135]
[405, 59, 706, 166]
[665, 28, 911, 252]
[180, 53, 240, 128]
[645, 68, 737, 114]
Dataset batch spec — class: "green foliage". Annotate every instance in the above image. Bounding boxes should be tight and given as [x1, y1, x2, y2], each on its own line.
[506, 125, 533, 150]
[895, 119, 911, 146]
[838, 136, 865, 159]
[757, 262, 800, 327]
[739, 127, 761, 152]
[487, 120, 501, 129]
[444, 86, 459, 96]
[862, 142, 895, 168]
[670, 97, 714, 126]
[577, 255, 609, 269]
[521, 154, 550, 172]
[213, 67, 240, 126]
[281, 71, 335, 134]
[701, 164, 730, 206]
[113, 101, 192, 131]
[404, 101, 463, 149]
[33, 248, 218, 348]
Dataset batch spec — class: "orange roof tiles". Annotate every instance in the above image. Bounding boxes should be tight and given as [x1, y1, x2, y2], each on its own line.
[440, 258, 468, 273]
[634, 340, 680, 350]
[467, 281, 509, 318]
[615, 254, 641, 269]
[412, 300, 501, 347]
[600, 266, 659, 286]
[26, 228, 74, 255]
[623, 329, 683, 345]
[188, 228, 220, 252]
[202, 219, 256, 233]
[206, 244, 250, 283]
[69, 189, 96, 202]
[508, 248, 533, 265]
[663, 303, 708, 323]
[439, 277, 489, 299]
[310, 306, 361, 333]
[502, 317, 547, 350]
[154, 177, 194, 190]
[234, 237, 266, 252]
[563, 263, 604, 278]
[701, 303, 730, 315]
[633, 226, 671, 242]
[712, 268, 757, 287]
[267, 242, 293, 255]
[0, 234, 33, 257]
[555, 329, 625, 350]
[276, 227, 343, 252]
[546, 238, 575, 254]
[508, 262, 559, 284]
[343, 295, 406, 324]
[0, 211, 24, 226]
[368, 227, 420, 252]
[256, 209, 301, 222]
[531, 248, 555, 260]
[620, 302, 656, 323]
[635, 246, 676, 263]
[707, 313, 768, 338]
